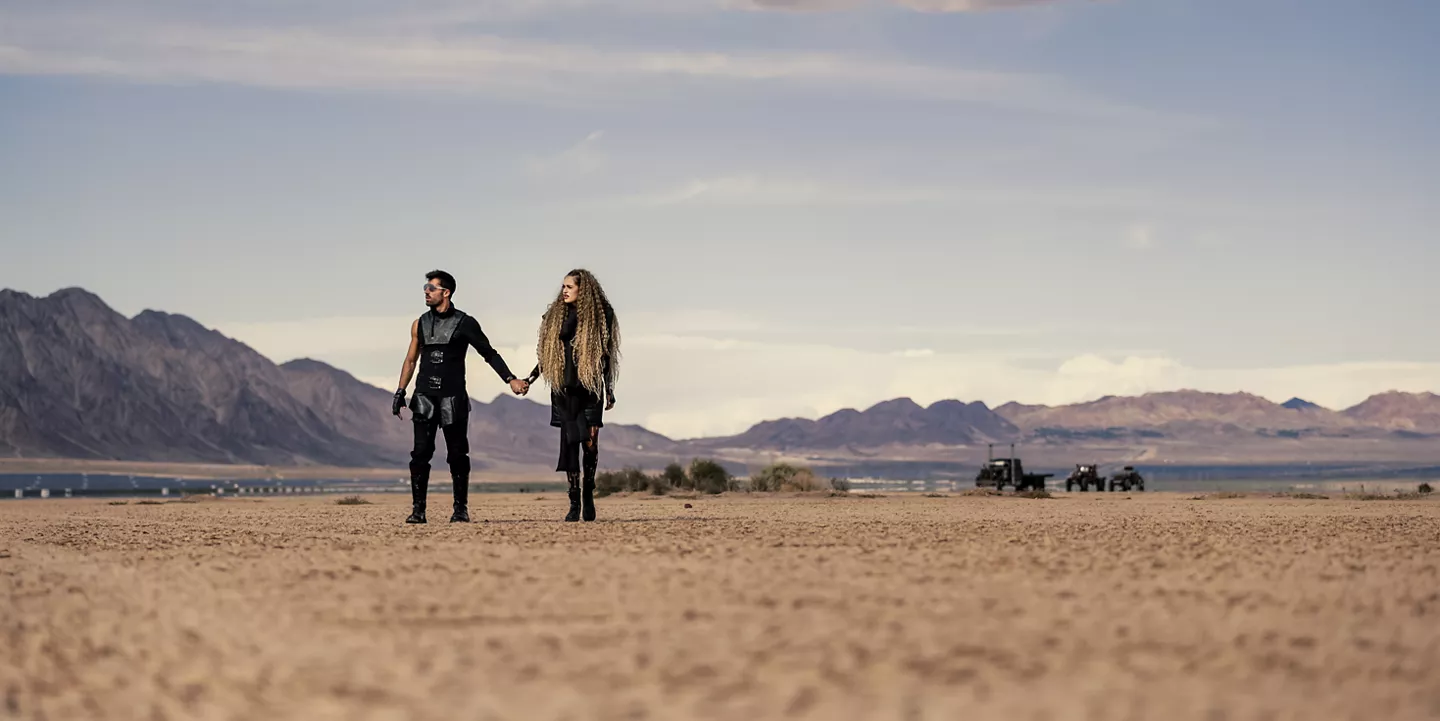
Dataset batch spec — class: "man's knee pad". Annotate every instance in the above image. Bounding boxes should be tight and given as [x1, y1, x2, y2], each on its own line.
[446, 453, 471, 476]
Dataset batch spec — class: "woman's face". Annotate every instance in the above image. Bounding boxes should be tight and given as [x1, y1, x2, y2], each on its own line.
[562, 275, 579, 303]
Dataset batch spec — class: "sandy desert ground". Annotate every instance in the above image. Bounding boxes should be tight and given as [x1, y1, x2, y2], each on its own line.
[3, 491, 1438, 721]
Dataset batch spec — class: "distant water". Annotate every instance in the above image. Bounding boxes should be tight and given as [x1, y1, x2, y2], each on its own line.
[0, 473, 565, 498]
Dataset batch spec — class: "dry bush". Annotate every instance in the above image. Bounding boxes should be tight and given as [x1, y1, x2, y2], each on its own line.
[747, 463, 825, 493]
[960, 488, 1001, 497]
[1419, 482, 1434, 495]
[1016, 489, 1052, 499]
[1273, 492, 1328, 500]
[689, 459, 736, 495]
[335, 495, 371, 505]
[596, 467, 661, 497]
[662, 462, 688, 490]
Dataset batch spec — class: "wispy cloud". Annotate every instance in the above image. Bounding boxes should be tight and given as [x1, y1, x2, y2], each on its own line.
[0, 4, 1169, 121]
[613, 176, 949, 207]
[525, 130, 608, 180]
[601, 175, 1195, 213]
[733, 0, 1079, 12]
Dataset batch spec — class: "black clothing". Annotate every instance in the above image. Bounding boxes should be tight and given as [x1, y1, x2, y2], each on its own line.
[525, 303, 615, 474]
[410, 417, 470, 479]
[410, 305, 517, 426]
[404, 304, 516, 522]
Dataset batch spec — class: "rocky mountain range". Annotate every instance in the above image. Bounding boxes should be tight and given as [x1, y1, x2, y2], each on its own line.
[2, 287, 1437, 473]
[693, 398, 1019, 451]
[0, 288, 676, 470]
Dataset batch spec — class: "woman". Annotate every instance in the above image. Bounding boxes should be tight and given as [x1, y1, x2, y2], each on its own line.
[522, 269, 620, 522]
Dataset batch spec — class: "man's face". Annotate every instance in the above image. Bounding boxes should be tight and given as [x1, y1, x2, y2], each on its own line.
[423, 279, 449, 307]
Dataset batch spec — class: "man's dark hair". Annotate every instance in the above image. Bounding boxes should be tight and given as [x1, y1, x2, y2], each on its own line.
[426, 270, 456, 295]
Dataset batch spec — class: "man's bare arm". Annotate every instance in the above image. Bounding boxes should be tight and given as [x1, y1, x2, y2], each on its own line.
[392, 320, 420, 417]
[396, 319, 420, 391]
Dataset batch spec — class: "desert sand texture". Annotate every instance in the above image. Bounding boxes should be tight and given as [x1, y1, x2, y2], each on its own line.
[3, 491, 1439, 721]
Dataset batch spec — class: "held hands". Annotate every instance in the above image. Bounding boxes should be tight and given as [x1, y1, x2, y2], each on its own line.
[391, 389, 406, 417]
[509, 379, 530, 396]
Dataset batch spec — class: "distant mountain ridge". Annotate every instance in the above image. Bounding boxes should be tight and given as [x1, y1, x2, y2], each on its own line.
[2, 287, 1437, 470]
[698, 397, 1017, 451]
[0, 288, 678, 469]
[705, 389, 1440, 451]
[0, 288, 385, 466]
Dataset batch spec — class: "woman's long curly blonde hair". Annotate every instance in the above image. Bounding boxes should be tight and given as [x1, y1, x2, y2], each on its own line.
[536, 269, 620, 397]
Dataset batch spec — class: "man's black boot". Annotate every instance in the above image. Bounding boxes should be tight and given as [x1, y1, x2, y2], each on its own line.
[406, 467, 429, 524]
[450, 473, 471, 523]
[564, 473, 581, 522]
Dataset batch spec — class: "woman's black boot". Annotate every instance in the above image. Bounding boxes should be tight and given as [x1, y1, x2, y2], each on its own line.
[582, 438, 599, 521]
[564, 472, 581, 522]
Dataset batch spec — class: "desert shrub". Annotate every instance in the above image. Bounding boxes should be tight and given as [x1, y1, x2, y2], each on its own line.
[747, 463, 825, 492]
[1017, 489, 1052, 499]
[663, 462, 688, 490]
[594, 467, 658, 496]
[830, 477, 851, 492]
[335, 495, 371, 505]
[1274, 492, 1328, 500]
[594, 470, 625, 497]
[689, 458, 734, 495]
[1419, 482, 1434, 495]
[593, 467, 670, 496]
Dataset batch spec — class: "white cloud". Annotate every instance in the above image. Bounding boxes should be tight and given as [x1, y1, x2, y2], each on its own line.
[614, 176, 951, 207]
[0, 5, 1174, 121]
[525, 130, 607, 180]
[732, 0, 1077, 11]
[896, 0, 1074, 11]
[215, 311, 1440, 440]
[604, 175, 1189, 211]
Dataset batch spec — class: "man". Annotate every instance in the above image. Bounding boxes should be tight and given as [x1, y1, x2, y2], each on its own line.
[392, 270, 528, 524]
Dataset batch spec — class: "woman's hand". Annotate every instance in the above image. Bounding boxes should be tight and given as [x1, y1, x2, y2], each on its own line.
[606, 394, 616, 410]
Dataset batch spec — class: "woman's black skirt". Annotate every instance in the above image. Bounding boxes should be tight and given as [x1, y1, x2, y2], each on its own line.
[554, 387, 603, 473]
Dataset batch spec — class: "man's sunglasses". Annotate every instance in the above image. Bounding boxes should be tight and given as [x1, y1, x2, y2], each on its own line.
[423, 284, 446, 293]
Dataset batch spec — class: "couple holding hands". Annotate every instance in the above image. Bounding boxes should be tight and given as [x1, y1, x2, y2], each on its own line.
[391, 268, 619, 525]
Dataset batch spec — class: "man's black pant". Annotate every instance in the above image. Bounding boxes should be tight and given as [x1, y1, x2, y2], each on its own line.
[408, 415, 471, 512]
[409, 417, 470, 479]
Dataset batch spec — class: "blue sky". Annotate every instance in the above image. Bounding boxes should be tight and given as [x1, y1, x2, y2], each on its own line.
[2, 0, 1437, 438]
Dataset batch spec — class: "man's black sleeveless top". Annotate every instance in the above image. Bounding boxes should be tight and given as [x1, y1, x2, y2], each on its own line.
[416, 306, 470, 397]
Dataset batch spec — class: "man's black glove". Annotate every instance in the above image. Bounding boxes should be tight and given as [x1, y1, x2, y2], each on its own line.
[392, 389, 406, 417]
